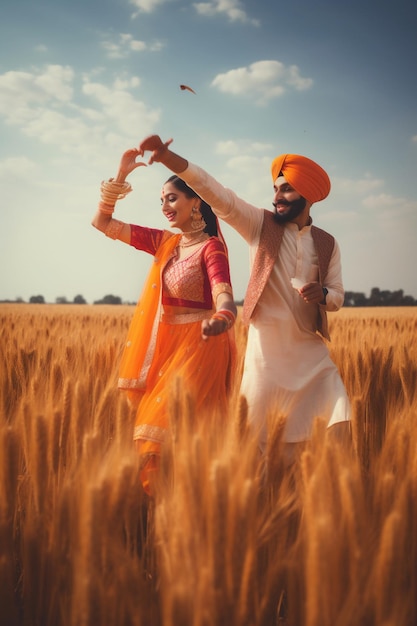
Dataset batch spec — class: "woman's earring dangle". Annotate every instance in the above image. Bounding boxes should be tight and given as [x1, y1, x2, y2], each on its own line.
[191, 206, 206, 231]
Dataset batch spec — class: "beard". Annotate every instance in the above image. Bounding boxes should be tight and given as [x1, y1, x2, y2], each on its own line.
[273, 197, 307, 224]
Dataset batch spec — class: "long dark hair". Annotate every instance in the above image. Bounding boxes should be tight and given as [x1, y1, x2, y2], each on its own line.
[165, 175, 218, 237]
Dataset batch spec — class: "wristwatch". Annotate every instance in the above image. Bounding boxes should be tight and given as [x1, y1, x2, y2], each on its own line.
[322, 287, 328, 303]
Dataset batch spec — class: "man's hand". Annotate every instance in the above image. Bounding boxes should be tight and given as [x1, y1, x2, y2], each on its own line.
[138, 135, 174, 164]
[298, 282, 327, 305]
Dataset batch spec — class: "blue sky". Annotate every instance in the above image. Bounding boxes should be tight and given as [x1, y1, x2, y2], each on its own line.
[1, 0, 416, 303]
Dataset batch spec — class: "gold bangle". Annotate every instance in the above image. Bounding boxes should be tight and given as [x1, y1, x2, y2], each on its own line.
[100, 178, 132, 203]
[105, 219, 124, 240]
[212, 309, 235, 330]
[98, 201, 115, 215]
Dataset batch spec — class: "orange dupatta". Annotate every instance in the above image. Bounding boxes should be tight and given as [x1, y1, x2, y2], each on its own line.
[118, 232, 181, 401]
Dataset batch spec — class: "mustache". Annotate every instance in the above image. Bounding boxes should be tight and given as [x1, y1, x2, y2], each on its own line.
[272, 199, 291, 208]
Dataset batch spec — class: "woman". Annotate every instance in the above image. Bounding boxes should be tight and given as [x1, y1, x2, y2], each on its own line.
[92, 148, 237, 493]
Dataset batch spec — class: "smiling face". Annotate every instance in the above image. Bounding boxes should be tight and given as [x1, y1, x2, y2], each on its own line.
[272, 175, 309, 226]
[161, 181, 200, 232]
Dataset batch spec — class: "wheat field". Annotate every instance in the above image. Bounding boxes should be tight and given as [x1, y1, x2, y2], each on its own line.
[1, 303, 416, 626]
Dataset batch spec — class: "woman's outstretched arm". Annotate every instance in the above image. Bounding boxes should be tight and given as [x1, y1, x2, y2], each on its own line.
[91, 148, 146, 242]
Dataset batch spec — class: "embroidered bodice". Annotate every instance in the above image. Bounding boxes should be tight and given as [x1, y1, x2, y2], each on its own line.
[130, 225, 233, 309]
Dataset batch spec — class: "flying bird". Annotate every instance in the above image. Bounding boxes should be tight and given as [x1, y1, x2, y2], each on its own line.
[180, 84, 196, 94]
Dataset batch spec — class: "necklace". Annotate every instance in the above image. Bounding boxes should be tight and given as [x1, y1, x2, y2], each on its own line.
[179, 232, 208, 248]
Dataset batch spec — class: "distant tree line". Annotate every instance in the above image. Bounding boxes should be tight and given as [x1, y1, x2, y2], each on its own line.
[1, 287, 416, 306]
[343, 287, 416, 307]
[0, 294, 129, 305]
[22, 294, 127, 305]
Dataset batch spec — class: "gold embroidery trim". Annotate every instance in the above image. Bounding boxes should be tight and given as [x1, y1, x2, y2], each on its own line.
[161, 310, 212, 324]
[212, 282, 233, 301]
[105, 218, 125, 240]
[118, 377, 143, 389]
[134, 424, 166, 443]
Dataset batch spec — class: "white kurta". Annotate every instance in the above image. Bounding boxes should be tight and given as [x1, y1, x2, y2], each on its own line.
[181, 163, 351, 448]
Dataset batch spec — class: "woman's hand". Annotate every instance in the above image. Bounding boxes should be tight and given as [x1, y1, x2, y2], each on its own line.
[138, 135, 174, 164]
[201, 297, 237, 340]
[115, 148, 147, 182]
[201, 317, 228, 340]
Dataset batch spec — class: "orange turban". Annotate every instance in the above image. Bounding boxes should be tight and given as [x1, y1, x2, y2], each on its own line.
[271, 153, 331, 203]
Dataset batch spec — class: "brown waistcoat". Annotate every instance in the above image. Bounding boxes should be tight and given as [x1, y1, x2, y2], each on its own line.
[241, 210, 335, 340]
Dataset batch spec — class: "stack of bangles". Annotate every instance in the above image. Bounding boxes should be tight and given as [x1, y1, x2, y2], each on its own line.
[211, 308, 236, 330]
[98, 178, 132, 215]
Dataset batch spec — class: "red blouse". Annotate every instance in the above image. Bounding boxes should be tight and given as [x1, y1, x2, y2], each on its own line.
[130, 225, 233, 310]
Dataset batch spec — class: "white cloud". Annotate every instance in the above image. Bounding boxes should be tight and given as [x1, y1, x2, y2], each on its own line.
[225, 154, 266, 171]
[362, 193, 417, 218]
[215, 139, 272, 155]
[0, 65, 74, 125]
[412, 134, 417, 143]
[0, 65, 160, 162]
[215, 140, 240, 155]
[129, 40, 147, 52]
[113, 76, 141, 89]
[148, 40, 165, 52]
[285, 64, 314, 90]
[101, 33, 164, 58]
[328, 178, 417, 228]
[333, 175, 384, 196]
[251, 141, 273, 152]
[24, 109, 91, 147]
[211, 60, 313, 104]
[130, 0, 170, 15]
[0, 156, 38, 178]
[101, 41, 124, 59]
[35, 65, 74, 101]
[213, 142, 274, 204]
[81, 79, 161, 143]
[193, 0, 259, 25]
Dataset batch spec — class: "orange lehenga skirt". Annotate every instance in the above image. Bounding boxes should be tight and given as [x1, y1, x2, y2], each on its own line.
[117, 234, 236, 493]
[134, 312, 234, 491]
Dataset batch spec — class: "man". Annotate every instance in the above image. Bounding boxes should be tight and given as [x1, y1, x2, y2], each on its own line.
[138, 135, 351, 461]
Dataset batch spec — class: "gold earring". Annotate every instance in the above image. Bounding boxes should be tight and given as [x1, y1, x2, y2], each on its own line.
[191, 207, 205, 231]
